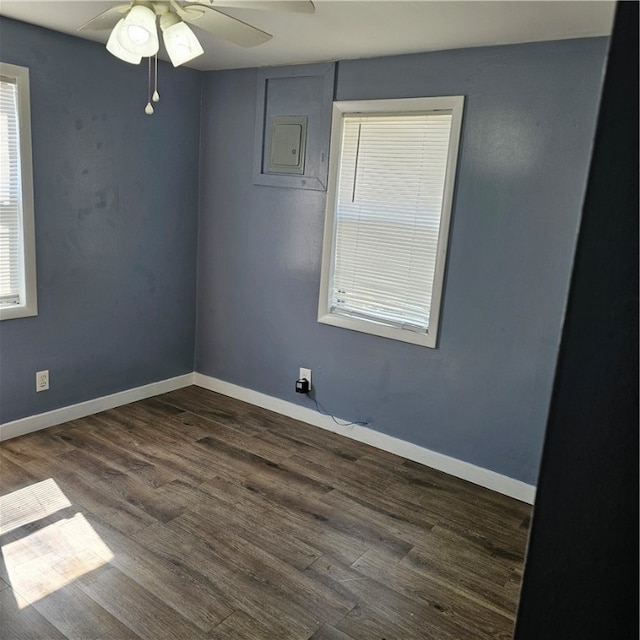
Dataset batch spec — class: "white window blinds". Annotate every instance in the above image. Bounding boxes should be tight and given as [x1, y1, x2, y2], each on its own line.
[0, 74, 23, 306]
[329, 112, 453, 332]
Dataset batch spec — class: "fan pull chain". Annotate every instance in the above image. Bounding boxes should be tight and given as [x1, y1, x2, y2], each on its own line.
[152, 54, 160, 103]
[145, 56, 154, 115]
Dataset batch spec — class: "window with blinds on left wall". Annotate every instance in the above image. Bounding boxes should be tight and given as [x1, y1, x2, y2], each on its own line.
[0, 62, 37, 320]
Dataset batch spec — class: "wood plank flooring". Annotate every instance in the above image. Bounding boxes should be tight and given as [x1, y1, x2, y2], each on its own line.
[0, 386, 531, 639]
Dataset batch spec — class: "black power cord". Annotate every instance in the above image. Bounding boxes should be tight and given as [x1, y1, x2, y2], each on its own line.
[296, 378, 369, 427]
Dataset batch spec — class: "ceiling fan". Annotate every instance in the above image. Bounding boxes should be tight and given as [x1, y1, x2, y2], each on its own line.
[78, 1, 315, 113]
[80, 1, 315, 60]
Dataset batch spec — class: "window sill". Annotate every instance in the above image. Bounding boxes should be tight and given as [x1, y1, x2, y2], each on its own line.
[318, 311, 436, 348]
[0, 303, 38, 321]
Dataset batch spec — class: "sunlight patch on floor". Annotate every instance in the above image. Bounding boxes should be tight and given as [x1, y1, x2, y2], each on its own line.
[0, 479, 71, 535]
[1, 480, 113, 608]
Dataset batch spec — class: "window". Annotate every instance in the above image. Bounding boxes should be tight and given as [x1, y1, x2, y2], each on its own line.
[0, 62, 37, 320]
[318, 96, 464, 348]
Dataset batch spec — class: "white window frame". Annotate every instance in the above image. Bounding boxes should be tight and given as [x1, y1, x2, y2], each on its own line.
[0, 62, 37, 320]
[317, 96, 464, 348]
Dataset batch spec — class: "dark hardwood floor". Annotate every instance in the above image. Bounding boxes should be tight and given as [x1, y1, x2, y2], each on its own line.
[0, 386, 531, 639]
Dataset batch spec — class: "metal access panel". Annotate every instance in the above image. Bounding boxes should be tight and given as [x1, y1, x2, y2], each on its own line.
[268, 116, 307, 174]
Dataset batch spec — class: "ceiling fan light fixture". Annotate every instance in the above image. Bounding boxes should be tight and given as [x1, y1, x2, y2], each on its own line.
[161, 14, 204, 67]
[117, 4, 159, 57]
[106, 18, 143, 64]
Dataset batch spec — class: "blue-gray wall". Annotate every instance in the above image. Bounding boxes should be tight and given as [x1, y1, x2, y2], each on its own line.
[0, 17, 607, 486]
[195, 38, 608, 485]
[0, 19, 201, 423]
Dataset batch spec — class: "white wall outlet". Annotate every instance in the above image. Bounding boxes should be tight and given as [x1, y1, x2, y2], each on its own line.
[36, 370, 49, 392]
[299, 367, 311, 391]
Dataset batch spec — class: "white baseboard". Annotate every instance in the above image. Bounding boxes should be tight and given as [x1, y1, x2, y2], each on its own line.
[0, 370, 536, 504]
[0, 373, 195, 442]
[193, 373, 536, 505]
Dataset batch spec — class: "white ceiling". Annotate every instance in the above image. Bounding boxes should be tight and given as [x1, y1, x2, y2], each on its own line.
[0, 0, 616, 71]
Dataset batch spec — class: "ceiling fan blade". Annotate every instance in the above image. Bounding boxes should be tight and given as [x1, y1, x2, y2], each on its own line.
[78, 4, 131, 32]
[210, 1, 315, 13]
[177, 5, 272, 47]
